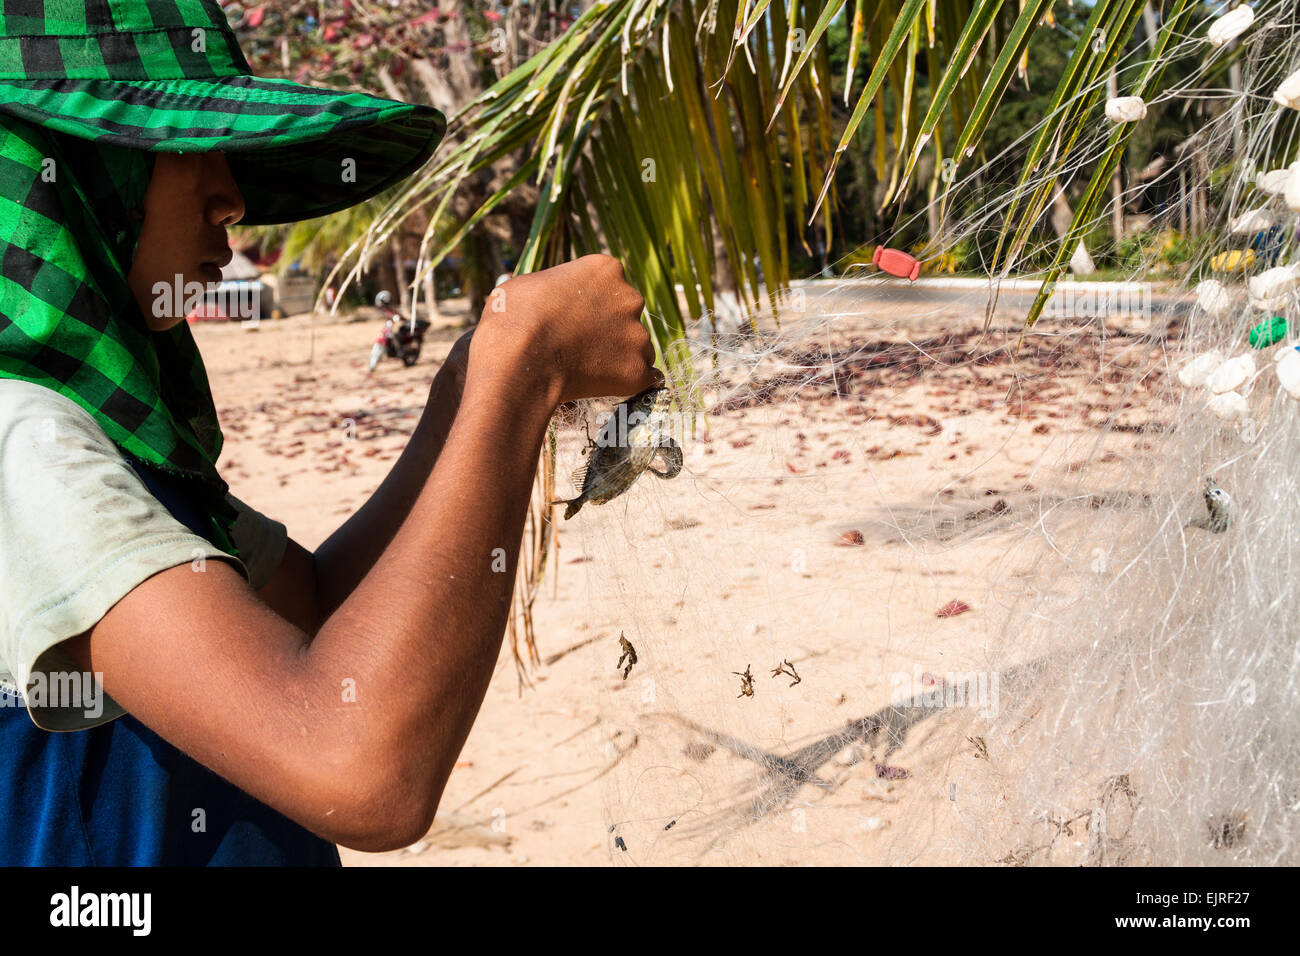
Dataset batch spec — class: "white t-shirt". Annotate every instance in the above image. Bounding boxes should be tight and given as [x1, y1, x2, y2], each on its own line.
[0, 379, 287, 730]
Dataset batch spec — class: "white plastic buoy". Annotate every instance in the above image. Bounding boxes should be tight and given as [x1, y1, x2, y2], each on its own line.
[1177, 351, 1224, 388]
[1208, 6, 1255, 47]
[1208, 390, 1250, 421]
[1277, 348, 1300, 399]
[1206, 353, 1256, 394]
[1249, 265, 1300, 307]
[1276, 70, 1300, 110]
[1286, 163, 1300, 213]
[1105, 96, 1147, 123]
[1069, 241, 1097, 277]
[1258, 168, 1291, 196]
[1195, 279, 1234, 317]
[1231, 207, 1276, 234]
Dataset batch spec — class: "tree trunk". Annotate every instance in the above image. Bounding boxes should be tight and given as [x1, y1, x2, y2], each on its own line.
[390, 236, 410, 312]
[1178, 169, 1187, 235]
[709, 218, 743, 331]
[1107, 71, 1125, 240]
[917, 152, 941, 243]
[1229, 59, 1246, 157]
[422, 269, 441, 323]
[1053, 179, 1095, 276]
[1141, 3, 1159, 51]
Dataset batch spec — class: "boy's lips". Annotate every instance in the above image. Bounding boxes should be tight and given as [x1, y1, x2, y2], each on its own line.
[199, 248, 234, 282]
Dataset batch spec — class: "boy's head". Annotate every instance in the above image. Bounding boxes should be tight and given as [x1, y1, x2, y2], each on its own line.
[0, 0, 444, 500]
[0, 1, 443, 228]
[126, 153, 246, 331]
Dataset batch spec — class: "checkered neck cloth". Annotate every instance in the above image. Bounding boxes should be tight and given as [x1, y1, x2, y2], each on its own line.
[0, 114, 243, 553]
[0, 0, 445, 557]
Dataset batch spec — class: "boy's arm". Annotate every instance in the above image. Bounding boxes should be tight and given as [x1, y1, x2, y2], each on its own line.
[63, 255, 657, 852]
[255, 333, 469, 635]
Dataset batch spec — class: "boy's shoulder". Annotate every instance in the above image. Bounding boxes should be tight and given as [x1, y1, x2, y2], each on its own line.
[0, 378, 286, 730]
[0, 380, 284, 584]
[0, 377, 107, 439]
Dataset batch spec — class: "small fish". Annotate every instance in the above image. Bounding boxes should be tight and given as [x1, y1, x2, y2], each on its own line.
[1188, 478, 1236, 533]
[557, 387, 682, 519]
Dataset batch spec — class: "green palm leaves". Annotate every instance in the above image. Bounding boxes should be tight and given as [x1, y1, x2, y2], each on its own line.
[331, 1, 1290, 342]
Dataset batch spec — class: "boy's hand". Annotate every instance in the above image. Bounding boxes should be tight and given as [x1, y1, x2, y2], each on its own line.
[469, 255, 661, 405]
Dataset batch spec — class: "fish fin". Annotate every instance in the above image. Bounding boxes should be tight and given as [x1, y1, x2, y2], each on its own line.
[571, 462, 589, 490]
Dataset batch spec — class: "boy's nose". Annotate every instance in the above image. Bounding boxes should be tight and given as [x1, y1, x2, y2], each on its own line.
[205, 153, 246, 227]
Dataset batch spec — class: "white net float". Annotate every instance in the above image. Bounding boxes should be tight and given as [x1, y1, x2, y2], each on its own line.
[1249, 264, 1300, 308]
[1207, 390, 1250, 421]
[1276, 347, 1300, 399]
[1285, 162, 1300, 211]
[1104, 95, 1147, 123]
[1206, 353, 1256, 394]
[1208, 5, 1255, 47]
[1195, 278, 1235, 317]
[1230, 207, 1276, 234]
[1257, 167, 1292, 195]
[1274, 68, 1300, 110]
[1177, 350, 1224, 388]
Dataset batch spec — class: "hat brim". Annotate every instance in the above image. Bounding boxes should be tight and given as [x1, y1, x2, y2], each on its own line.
[0, 75, 445, 225]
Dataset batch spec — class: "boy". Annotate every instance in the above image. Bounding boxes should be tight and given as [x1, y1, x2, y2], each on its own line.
[0, 0, 658, 864]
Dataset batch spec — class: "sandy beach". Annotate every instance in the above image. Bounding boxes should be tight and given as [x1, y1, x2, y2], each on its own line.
[199, 281, 1171, 865]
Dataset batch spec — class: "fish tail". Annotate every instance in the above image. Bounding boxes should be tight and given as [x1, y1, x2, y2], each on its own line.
[549, 497, 583, 519]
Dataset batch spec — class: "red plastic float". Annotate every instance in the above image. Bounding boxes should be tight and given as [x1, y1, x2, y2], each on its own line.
[872, 246, 921, 281]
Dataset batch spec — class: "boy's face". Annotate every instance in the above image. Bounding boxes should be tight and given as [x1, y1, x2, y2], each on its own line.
[126, 152, 246, 331]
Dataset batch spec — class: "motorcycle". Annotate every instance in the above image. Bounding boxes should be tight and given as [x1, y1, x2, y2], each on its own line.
[367, 291, 431, 372]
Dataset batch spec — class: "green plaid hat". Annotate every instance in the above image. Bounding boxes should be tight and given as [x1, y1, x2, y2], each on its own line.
[0, 0, 445, 225]
[0, 0, 444, 559]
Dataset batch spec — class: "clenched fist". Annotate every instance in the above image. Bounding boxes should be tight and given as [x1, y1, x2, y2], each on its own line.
[469, 255, 662, 407]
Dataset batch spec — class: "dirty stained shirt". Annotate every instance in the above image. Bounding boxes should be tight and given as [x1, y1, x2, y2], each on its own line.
[0, 378, 340, 865]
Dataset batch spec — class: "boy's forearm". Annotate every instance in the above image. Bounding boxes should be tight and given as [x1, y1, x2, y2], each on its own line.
[310, 358, 464, 622]
[300, 358, 559, 840]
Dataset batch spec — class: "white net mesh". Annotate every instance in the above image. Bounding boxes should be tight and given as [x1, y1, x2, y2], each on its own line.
[535, 3, 1300, 866]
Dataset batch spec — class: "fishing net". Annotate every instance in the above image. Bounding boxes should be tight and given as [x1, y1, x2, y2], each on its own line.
[529, 1, 1300, 865]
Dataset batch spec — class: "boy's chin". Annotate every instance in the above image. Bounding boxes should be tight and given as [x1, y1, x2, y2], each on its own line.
[142, 313, 188, 333]
[129, 268, 219, 330]
[198, 263, 225, 284]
